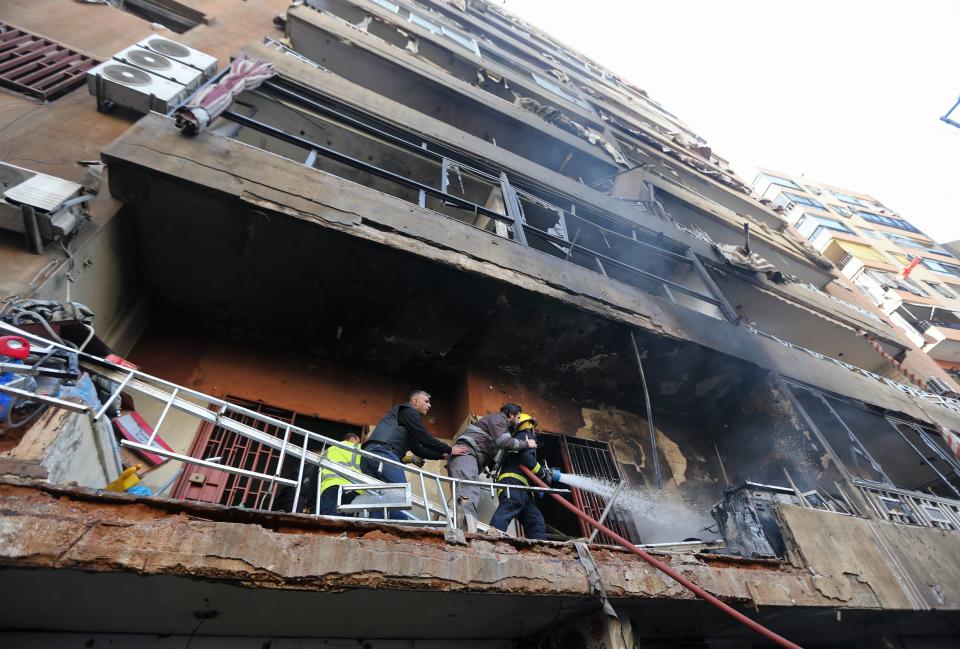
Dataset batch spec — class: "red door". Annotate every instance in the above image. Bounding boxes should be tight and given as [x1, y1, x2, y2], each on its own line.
[174, 397, 295, 508]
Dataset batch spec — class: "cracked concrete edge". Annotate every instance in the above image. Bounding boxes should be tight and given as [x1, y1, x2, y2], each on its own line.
[0, 477, 902, 610]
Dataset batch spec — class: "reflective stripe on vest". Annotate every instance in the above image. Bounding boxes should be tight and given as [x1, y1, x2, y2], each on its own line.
[496, 462, 540, 495]
[320, 443, 362, 494]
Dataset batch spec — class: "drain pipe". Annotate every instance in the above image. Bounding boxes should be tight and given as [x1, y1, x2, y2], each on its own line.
[520, 465, 803, 649]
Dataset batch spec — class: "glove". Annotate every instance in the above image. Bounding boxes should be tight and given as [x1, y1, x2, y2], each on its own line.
[402, 452, 425, 468]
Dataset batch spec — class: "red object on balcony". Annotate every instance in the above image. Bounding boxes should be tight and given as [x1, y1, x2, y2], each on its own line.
[106, 354, 139, 370]
[113, 412, 173, 466]
[0, 336, 30, 360]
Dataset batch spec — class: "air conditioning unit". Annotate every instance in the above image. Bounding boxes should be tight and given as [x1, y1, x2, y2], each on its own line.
[113, 45, 203, 91]
[925, 376, 959, 397]
[138, 36, 218, 80]
[86, 61, 192, 114]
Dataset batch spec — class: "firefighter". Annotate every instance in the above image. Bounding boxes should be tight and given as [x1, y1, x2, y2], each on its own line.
[317, 432, 363, 516]
[447, 403, 535, 531]
[489, 413, 559, 540]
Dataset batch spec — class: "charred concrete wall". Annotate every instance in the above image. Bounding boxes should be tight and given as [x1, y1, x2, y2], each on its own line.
[721, 375, 845, 495]
[125, 326, 463, 491]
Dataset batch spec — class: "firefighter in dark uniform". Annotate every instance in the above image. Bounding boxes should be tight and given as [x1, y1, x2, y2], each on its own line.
[489, 413, 560, 540]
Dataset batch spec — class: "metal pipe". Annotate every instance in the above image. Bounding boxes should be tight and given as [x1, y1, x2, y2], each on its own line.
[121, 441, 298, 487]
[629, 331, 661, 489]
[221, 110, 509, 225]
[587, 479, 625, 543]
[519, 465, 803, 649]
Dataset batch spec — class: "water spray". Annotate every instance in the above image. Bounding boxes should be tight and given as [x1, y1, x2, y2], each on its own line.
[524, 465, 803, 649]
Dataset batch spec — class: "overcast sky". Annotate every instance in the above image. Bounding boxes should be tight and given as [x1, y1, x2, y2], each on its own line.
[503, 0, 960, 243]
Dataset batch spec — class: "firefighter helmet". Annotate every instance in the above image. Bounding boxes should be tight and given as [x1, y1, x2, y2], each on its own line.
[515, 412, 537, 432]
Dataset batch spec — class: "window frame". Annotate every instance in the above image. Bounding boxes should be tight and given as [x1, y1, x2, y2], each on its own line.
[784, 192, 827, 210]
[831, 190, 868, 206]
[760, 173, 803, 190]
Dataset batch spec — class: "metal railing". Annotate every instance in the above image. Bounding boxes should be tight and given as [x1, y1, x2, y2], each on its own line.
[215, 72, 729, 319]
[748, 324, 960, 414]
[0, 322, 568, 531]
[856, 481, 960, 531]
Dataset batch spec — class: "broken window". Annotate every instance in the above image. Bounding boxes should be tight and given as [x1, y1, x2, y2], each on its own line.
[441, 26, 481, 57]
[862, 268, 928, 297]
[532, 71, 591, 109]
[214, 77, 728, 319]
[788, 384, 960, 501]
[562, 435, 640, 544]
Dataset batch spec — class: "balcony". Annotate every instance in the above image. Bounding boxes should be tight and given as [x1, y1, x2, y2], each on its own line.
[194, 62, 727, 321]
[896, 304, 960, 363]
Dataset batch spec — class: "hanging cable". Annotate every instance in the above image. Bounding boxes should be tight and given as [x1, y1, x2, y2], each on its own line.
[520, 465, 803, 649]
[630, 330, 661, 488]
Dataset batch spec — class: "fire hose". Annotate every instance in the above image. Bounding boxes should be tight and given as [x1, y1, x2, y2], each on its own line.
[519, 465, 803, 649]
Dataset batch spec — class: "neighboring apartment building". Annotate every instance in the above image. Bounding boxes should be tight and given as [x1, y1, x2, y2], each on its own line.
[754, 169, 960, 391]
[2, 2, 960, 648]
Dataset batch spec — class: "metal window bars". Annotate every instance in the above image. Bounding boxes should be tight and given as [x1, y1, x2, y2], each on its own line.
[213, 74, 730, 319]
[0, 22, 100, 101]
[1, 321, 569, 531]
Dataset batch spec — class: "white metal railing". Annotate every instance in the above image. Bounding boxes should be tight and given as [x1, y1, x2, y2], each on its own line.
[856, 481, 960, 531]
[745, 324, 960, 414]
[0, 322, 568, 530]
[796, 282, 884, 324]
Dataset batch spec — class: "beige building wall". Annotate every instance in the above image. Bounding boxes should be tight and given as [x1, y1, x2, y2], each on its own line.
[753, 168, 960, 388]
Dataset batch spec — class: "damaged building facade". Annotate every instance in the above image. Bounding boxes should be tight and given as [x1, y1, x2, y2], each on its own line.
[1, 1, 960, 647]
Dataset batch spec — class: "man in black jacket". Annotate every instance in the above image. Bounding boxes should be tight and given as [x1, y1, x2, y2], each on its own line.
[362, 389, 451, 520]
[448, 403, 534, 530]
[489, 413, 558, 540]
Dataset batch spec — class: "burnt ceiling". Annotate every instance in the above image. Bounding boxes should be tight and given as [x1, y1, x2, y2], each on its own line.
[116, 166, 765, 420]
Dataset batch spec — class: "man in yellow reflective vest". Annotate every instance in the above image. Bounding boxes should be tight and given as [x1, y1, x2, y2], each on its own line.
[317, 432, 362, 516]
[489, 413, 560, 540]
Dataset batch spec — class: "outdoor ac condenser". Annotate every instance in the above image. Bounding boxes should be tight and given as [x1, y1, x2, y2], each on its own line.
[138, 36, 218, 80]
[112, 44, 204, 91]
[86, 60, 192, 114]
[926, 376, 958, 397]
[0, 162, 87, 254]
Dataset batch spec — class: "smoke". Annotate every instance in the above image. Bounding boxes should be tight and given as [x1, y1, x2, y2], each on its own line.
[557, 473, 711, 544]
